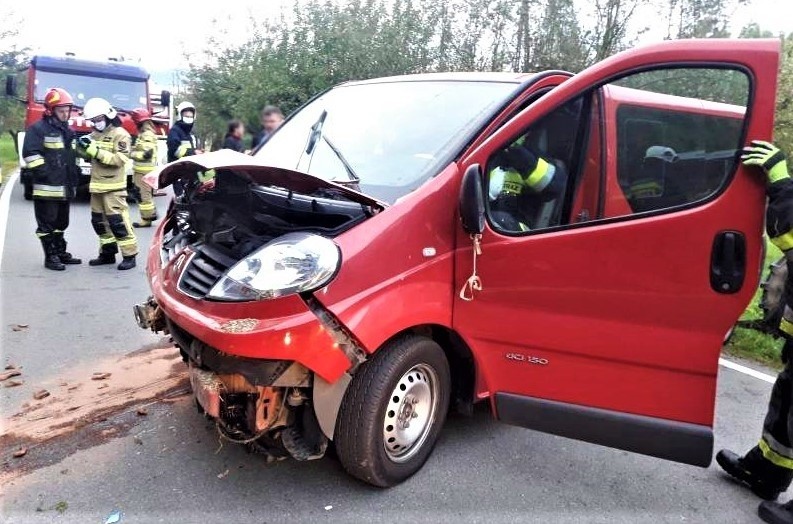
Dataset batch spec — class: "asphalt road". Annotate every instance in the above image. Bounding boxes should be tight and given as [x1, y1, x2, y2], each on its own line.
[0, 174, 783, 523]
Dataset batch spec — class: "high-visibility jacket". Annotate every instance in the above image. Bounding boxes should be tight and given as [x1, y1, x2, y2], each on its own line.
[167, 121, 196, 162]
[130, 122, 158, 174]
[21, 116, 78, 200]
[81, 125, 132, 193]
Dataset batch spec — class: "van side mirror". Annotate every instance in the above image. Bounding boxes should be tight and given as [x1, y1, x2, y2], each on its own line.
[459, 164, 485, 235]
[6, 75, 17, 97]
[160, 90, 171, 108]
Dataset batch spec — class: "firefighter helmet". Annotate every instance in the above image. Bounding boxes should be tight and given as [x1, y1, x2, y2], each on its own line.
[129, 108, 152, 125]
[176, 101, 196, 118]
[83, 98, 118, 121]
[43, 88, 74, 114]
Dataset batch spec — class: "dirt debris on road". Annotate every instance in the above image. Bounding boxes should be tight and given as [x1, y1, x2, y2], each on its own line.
[1, 344, 190, 484]
[0, 369, 21, 381]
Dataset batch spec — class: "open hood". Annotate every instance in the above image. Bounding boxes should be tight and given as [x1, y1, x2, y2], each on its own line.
[154, 150, 387, 210]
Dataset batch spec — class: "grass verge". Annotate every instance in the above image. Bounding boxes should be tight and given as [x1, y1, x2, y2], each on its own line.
[723, 240, 785, 370]
[1, 132, 20, 183]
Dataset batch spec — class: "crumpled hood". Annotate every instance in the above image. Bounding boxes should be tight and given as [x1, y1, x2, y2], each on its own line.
[150, 149, 387, 210]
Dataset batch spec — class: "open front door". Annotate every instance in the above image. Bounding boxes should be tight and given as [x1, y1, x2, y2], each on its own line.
[452, 39, 780, 466]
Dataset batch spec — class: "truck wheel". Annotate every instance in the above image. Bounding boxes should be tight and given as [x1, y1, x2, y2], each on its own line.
[334, 335, 450, 487]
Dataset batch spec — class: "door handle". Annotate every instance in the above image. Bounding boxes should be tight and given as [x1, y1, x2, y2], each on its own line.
[710, 231, 746, 294]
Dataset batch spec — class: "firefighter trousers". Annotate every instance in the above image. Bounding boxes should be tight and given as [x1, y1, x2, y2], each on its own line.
[90, 191, 138, 257]
[133, 172, 156, 221]
[758, 355, 793, 474]
[33, 199, 70, 240]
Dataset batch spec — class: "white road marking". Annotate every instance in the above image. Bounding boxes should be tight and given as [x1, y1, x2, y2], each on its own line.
[719, 357, 776, 384]
[0, 169, 20, 272]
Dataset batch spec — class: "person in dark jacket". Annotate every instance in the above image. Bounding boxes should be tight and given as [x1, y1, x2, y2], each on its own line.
[717, 141, 793, 524]
[252, 105, 283, 149]
[166, 101, 201, 196]
[22, 87, 82, 270]
[222, 119, 245, 153]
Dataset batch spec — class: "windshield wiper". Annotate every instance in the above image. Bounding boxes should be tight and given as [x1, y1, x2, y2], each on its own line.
[323, 134, 360, 185]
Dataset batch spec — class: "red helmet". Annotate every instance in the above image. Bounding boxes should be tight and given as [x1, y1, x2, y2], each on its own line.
[43, 88, 74, 114]
[129, 108, 152, 125]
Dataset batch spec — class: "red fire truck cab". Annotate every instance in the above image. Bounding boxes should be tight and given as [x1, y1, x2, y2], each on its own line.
[135, 39, 779, 487]
[5, 54, 171, 199]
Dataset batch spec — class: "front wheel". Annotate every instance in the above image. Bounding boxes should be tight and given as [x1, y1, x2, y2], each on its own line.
[334, 335, 450, 487]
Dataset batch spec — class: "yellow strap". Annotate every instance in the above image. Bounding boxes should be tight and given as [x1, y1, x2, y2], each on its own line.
[760, 438, 793, 469]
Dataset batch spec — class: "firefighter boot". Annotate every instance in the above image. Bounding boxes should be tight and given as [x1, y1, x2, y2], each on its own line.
[133, 219, 152, 228]
[53, 233, 82, 264]
[117, 255, 136, 271]
[717, 448, 793, 500]
[40, 237, 65, 271]
[89, 244, 118, 266]
[759, 499, 793, 524]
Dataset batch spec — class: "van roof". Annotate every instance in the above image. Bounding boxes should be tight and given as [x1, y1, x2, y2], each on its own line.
[342, 71, 538, 86]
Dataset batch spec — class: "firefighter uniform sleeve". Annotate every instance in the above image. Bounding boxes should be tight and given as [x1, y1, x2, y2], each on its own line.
[22, 124, 46, 171]
[130, 132, 157, 162]
[95, 131, 131, 167]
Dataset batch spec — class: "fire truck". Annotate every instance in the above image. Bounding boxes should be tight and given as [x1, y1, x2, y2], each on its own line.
[5, 54, 172, 200]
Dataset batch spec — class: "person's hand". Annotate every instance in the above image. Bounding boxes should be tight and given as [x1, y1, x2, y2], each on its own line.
[741, 140, 789, 183]
[77, 137, 98, 158]
[142, 149, 154, 160]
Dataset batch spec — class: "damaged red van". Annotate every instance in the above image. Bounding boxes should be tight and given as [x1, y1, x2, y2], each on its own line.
[135, 39, 780, 487]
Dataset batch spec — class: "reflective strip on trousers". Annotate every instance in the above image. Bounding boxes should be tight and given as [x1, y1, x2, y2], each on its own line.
[100, 235, 116, 246]
[90, 181, 127, 192]
[760, 438, 793, 470]
[33, 184, 66, 199]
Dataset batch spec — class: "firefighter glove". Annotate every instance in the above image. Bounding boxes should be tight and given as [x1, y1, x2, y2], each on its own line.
[142, 149, 154, 160]
[742, 140, 789, 183]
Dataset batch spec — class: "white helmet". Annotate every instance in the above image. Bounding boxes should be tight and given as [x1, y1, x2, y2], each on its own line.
[83, 97, 117, 120]
[176, 101, 196, 119]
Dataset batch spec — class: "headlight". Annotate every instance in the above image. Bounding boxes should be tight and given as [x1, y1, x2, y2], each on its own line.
[207, 232, 340, 301]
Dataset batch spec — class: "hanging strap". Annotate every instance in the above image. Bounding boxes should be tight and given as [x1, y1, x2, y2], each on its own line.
[459, 234, 483, 302]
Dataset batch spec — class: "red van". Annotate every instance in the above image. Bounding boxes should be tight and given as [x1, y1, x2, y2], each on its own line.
[135, 39, 780, 487]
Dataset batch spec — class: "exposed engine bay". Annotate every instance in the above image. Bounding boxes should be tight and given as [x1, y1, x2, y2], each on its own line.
[139, 164, 378, 462]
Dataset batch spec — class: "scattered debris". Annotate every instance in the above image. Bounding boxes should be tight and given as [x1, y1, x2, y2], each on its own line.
[61, 469, 69, 475]
[101, 428, 118, 437]
[4, 379, 23, 388]
[0, 369, 21, 381]
[92, 372, 112, 381]
[325, 505, 333, 511]
[217, 469, 230, 479]
[12, 324, 30, 332]
[105, 510, 122, 524]
[97, 383, 110, 390]
[54, 501, 68, 514]
[136, 408, 148, 416]
[5, 364, 16, 370]
[133, 436, 143, 445]
[32, 389, 50, 400]
[12, 447, 27, 458]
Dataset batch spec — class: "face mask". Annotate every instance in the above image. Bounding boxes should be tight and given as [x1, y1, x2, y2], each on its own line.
[182, 117, 194, 125]
[93, 120, 107, 132]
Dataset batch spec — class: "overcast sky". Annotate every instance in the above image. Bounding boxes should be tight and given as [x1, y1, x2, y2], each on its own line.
[5, 0, 793, 85]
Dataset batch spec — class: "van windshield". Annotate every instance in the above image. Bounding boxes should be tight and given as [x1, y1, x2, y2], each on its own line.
[254, 80, 518, 204]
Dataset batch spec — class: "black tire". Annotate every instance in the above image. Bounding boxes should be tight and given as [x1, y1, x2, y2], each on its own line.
[334, 335, 450, 487]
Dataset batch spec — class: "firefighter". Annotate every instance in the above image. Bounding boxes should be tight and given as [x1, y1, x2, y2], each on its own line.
[487, 141, 566, 232]
[22, 87, 82, 270]
[76, 98, 138, 270]
[717, 141, 793, 524]
[128, 108, 158, 227]
[166, 101, 202, 197]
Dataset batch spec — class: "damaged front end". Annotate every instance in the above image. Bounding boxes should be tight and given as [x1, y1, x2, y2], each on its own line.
[134, 151, 379, 462]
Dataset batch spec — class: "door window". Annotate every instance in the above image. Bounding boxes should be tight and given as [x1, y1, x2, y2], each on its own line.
[484, 67, 751, 234]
